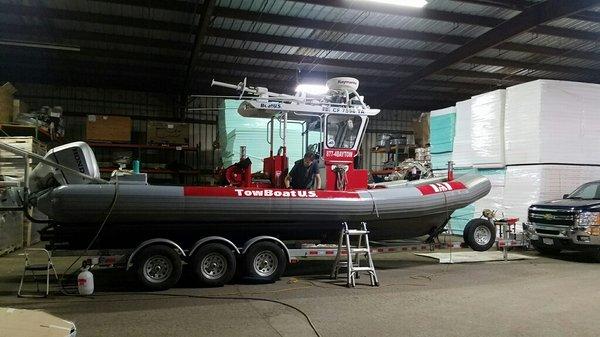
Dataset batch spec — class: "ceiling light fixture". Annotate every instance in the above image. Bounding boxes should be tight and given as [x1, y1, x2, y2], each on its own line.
[0, 40, 80, 52]
[295, 84, 329, 95]
[360, 0, 428, 8]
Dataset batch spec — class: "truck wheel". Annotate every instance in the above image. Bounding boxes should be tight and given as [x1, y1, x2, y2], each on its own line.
[134, 245, 182, 291]
[191, 243, 236, 287]
[244, 241, 286, 283]
[531, 240, 561, 256]
[588, 248, 600, 262]
[464, 219, 496, 251]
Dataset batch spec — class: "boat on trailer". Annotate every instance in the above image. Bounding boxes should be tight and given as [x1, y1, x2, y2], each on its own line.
[23, 77, 490, 250]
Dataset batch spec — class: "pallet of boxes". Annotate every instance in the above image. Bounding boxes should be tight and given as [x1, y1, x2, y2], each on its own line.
[146, 121, 190, 146]
[0, 83, 49, 253]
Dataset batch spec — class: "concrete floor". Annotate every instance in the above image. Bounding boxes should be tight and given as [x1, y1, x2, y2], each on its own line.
[1, 248, 600, 337]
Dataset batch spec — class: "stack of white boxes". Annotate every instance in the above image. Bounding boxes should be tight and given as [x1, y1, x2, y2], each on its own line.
[448, 92, 507, 231]
[451, 99, 473, 169]
[503, 80, 600, 222]
[443, 80, 600, 233]
[471, 90, 506, 169]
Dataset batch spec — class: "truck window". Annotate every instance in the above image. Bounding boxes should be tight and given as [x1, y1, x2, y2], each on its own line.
[569, 182, 600, 199]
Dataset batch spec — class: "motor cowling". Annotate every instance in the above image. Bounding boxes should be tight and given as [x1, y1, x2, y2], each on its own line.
[29, 141, 100, 193]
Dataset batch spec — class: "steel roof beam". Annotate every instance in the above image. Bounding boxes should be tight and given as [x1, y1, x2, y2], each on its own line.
[456, 0, 600, 23]
[213, 7, 470, 45]
[208, 28, 445, 60]
[0, 23, 191, 50]
[210, 29, 598, 76]
[184, 0, 217, 104]
[200, 46, 531, 83]
[289, 0, 600, 41]
[0, 44, 188, 65]
[3, 4, 599, 60]
[380, 0, 600, 104]
[0, 3, 191, 33]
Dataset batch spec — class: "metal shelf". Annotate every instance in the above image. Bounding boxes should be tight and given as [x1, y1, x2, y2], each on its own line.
[99, 167, 202, 175]
[88, 142, 197, 151]
[371, 145, 417, 153]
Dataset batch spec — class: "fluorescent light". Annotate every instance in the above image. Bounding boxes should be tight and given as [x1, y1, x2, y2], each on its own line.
[295, 84, 328, 95]
[0, 40, 80, 51]
[360, 0, 428, 8]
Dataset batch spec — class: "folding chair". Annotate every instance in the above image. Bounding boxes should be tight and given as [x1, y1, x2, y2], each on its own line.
[17, 248, 59, 298]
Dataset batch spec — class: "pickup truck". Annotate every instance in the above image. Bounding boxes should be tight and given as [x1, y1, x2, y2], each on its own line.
[526, 180, 600, 260]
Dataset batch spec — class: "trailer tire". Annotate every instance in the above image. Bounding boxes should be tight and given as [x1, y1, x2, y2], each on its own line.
[464, 219, 496, 251]
[191, 243, 236, 287]
[244, 241, 286, 283]
[134, 245, 182, 291]
[462, 227, 469, 245]
[531, 239, 562, 256]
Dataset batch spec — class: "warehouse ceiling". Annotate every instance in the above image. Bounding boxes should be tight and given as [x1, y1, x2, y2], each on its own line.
[0, 0, 599, 110]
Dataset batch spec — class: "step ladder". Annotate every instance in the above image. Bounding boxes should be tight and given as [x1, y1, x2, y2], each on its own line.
[330, 222, 379, 287]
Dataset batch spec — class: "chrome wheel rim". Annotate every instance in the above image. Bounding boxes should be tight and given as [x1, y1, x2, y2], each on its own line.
[143, 256, 172, 283]
[253, 250, 278, 277]
[201, 253, 227, 280]
[474, 225, 492, 246]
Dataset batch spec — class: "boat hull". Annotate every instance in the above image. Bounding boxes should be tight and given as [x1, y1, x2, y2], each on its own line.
[37, 173, 490, 249]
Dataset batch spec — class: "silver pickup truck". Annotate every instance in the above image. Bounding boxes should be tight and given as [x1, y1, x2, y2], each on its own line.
[526, 180, 600, 260]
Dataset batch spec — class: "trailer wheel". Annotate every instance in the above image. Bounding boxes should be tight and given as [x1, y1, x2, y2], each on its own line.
[531, 239, 562, 256]
[191, 243, 236, 287]
[134, 245, 182, 290]
[244, 241, 286, 283]
[464, 219, 496, 251]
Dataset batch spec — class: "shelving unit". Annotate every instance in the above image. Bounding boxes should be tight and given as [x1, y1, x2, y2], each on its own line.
[88, 142, 197, 151]
[88, 141, 204, 184]
[371, 144, 417, 154]
[0, 123, 62, 143]
[99, 167, 206, 175]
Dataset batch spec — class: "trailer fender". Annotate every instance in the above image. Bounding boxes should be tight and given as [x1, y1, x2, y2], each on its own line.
[126, 238, 186, 271]
[241, 236, 291, 262]
[189, 236, 241, 257]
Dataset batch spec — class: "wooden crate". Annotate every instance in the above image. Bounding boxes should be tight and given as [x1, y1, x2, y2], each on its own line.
[0, 136, 47, 180]
[0, 82, 16, 123]
[86, 115, 132, 142]
[147, 121, 190, 145]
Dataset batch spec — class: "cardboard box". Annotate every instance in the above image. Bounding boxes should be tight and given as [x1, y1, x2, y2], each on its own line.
[86, 115, 132, 142]
[0, 82, 17, 123]
[412, 113, 430, 147]
[147, 121, 189, 145]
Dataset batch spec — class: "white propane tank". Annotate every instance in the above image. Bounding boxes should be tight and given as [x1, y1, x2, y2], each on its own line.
[77, 268, 94, 295]
[326, 77, 359, 91]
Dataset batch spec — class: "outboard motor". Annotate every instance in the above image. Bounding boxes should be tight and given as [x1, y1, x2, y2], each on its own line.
[28, 142, 100, 193]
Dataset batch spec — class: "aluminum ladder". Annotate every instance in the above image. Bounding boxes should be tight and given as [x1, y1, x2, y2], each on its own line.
[330, 222, 379, 287]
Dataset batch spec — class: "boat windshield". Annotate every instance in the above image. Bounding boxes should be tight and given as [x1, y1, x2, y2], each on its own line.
[568, 182, 600, 200]
[326, 115, 362, 149]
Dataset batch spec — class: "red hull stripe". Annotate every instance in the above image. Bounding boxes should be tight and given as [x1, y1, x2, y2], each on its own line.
[416, 181, 467, 195]
[183, 187, 361, 199]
